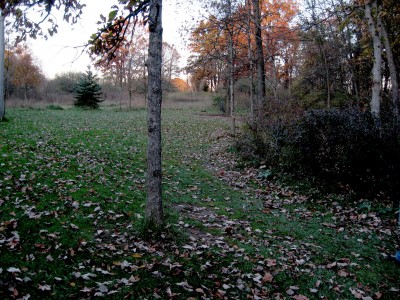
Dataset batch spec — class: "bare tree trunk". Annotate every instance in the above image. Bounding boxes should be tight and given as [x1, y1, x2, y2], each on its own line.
[365, 1, 382, 120]
[129, 90, 132, 109]
[145, 0, 163, 227]
[227, 0, 235, 136]
[228, 31, 235, 136]
[0, 10, 4, 121]
[379, 17, 399, 121]
[271, 55, 279, 102]
[252, 0, 266, 117]
[310, 0, 331, 109]
[321, 46, 331, 109]
[246, 0, 255, 122]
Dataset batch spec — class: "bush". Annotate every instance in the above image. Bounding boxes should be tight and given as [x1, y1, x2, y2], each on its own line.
[237, 109, 400, 199]
[213, 95, 226, 113]
[46, 105, 64, 110]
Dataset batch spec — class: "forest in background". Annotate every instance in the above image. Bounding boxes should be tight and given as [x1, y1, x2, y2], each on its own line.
[4, 0, 399, 116]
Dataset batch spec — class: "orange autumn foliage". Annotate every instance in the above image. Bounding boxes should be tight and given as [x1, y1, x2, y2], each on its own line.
[171, 78, 190, 92]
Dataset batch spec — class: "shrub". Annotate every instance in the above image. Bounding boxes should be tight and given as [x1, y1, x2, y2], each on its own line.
[46, 105, 64, 110]
[213, 94, 226, 113]
[237, 108, 400, 200]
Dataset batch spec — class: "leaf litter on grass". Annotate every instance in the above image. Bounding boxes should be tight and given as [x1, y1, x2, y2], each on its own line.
[0, 109, 399, 299]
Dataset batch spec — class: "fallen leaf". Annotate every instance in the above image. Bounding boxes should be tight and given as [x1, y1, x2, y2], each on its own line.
[7, 267, 21, 273]
[293, 295, 309, 300]
[286, 289, 295, 296]
[38, 284, 51, 291]
[262, 272, 274, 283]
[338, 269, 349, 277]
[70, 223, 79, 230]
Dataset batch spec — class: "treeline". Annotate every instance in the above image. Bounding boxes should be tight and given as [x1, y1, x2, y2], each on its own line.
[187, 0, 399, 118]
[5, 33, 189, 107]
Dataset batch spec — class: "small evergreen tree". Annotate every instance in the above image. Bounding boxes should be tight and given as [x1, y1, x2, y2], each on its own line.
[74, 69, 103, 109]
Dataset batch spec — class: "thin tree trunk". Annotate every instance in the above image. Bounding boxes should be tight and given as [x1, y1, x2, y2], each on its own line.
[145, 0, 163, 227]
[227, 0, 235, 136]
[129, 90, 132, 109]
[252, 0, 266, 117]
[24, 85, 28, 102]
[271, 55, 279, 102]
[245, 0, 254, 122]
[0, 10, 4, 121]
[228, 31, 235, 136]
[365, 1, 382, 120]
[321, 46, 331, 109]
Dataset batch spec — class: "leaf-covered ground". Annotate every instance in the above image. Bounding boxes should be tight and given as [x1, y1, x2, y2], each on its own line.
[0, 108, 399, 299]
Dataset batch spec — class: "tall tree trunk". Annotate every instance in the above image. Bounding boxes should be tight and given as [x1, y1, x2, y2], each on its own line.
[320, 45, 331, 109]
[247, 0, 255, 123]
[252, 0, 266, 117]
[228, 31, 235, 136]
[0, 10, 5, 121]
[129, 90, 132, 109]
[365, 0, 382, 120]
[310, 0, 331, 109]
[271, 55, 279, 102]
[145, 0, 163, 227]
[379, 16, 399, 121]
[227, 0, 235, 136]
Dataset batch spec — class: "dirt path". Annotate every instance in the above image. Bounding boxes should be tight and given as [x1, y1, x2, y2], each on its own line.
[171, 118, 400, 299]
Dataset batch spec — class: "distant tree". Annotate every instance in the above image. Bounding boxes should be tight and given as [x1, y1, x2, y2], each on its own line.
[49, 71, 81, 94]
[10, 45, 44, 101]
[162, 42, 181, 82]
[74, 69, 103, 109]
[171, 78, 190, 92]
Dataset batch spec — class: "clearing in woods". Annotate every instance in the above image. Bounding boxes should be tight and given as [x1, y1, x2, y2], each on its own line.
[0, 108, 399, 299]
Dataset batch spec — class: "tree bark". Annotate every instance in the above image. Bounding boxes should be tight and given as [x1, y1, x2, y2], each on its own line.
[0, 10, 5, 121]
[145, 0, 163, 227]
[365, 1, 382, 120]
[252, 0, 266, 116]
[247, 0, 255, 123]
[379, 15, 399, 121]
[228, 31, 235, 136]
[227, 0, 235, 136]
[321, 45, 331, 109]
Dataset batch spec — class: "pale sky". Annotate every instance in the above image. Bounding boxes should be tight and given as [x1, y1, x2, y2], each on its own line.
[7, 0, 196, 79]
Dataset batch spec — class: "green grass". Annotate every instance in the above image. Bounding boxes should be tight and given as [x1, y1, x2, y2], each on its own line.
[1, 107, 399, 299]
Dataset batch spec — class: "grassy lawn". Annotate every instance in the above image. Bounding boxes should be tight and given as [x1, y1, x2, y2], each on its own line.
[1, 108, 399, 299]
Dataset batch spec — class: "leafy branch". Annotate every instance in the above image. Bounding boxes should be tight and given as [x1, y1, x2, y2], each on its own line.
[88, 0, 150, 63]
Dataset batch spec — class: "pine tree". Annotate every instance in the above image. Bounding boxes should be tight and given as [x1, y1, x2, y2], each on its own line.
[74, 69, 103, 109]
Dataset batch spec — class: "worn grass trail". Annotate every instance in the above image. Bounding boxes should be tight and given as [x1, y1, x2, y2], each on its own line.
[0, 108, 399, 299]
